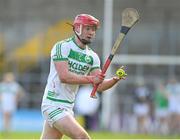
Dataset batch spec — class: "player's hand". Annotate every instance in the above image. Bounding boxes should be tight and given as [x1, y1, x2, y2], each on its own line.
[92, 72, 105, 85]
[114, 66, 127, 80]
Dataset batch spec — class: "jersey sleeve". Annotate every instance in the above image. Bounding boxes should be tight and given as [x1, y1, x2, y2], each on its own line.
[89, 52, 101, 72]
[51, 42, 70, 61]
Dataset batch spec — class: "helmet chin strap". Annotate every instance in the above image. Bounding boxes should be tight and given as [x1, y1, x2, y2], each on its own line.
[73, 24, 91, 45]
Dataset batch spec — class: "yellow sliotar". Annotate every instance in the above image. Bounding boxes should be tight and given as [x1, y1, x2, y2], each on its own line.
[116, 68, 127, 78]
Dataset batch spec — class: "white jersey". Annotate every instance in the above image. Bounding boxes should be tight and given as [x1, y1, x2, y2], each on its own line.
[0, 82, 21, 112]
[42, 37, 100, 109]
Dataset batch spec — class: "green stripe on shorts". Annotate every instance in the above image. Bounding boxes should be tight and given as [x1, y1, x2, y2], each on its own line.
[49, 109, 64, 119]
[49, 108, 61, 117]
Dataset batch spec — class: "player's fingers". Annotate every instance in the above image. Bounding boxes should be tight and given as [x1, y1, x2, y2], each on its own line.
[121, 77, 126, 80]
[120, 65, 124, 69]
[98, 73, 105, 80]
[118, 76, 126, 80]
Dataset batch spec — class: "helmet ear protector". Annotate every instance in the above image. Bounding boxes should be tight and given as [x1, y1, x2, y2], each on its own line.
[74, 24, 83, 36]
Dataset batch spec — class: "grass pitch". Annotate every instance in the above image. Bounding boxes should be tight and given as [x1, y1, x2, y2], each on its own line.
[0, 131, 180, 139]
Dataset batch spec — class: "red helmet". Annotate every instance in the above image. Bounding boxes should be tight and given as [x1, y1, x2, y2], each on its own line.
[73, 14, 100, 28]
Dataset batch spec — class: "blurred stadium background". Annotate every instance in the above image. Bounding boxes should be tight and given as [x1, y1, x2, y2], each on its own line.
[1, 0, 180, 138]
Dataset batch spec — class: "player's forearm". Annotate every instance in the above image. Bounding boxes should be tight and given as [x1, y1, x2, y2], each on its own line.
[59, 72, 93, 84]
[55, 61, 94, 84]
[97, 77, 119, 92]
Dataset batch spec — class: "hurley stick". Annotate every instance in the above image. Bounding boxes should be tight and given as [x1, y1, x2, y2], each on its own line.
[90, 8, 140, 98]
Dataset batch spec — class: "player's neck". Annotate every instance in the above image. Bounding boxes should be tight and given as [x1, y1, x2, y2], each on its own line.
[74, 36, 86, 49]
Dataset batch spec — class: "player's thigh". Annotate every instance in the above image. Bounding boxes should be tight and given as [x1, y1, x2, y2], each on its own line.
[41, 120, 63, 139]
[53, 114, 90, 139]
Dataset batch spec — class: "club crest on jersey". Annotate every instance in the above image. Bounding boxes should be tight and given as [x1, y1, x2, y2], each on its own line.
[78, 53, 83, 61]
[85, 55, 91, 63]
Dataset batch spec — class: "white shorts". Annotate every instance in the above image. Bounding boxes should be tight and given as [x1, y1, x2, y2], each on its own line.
[155, 108, 169, 118]
[133, 103, 149, 116]
[1, 93, 17, 113]
[1, 103, 16, 113]
[168, 96, 180, 114]
[42, 105, 74, 127]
